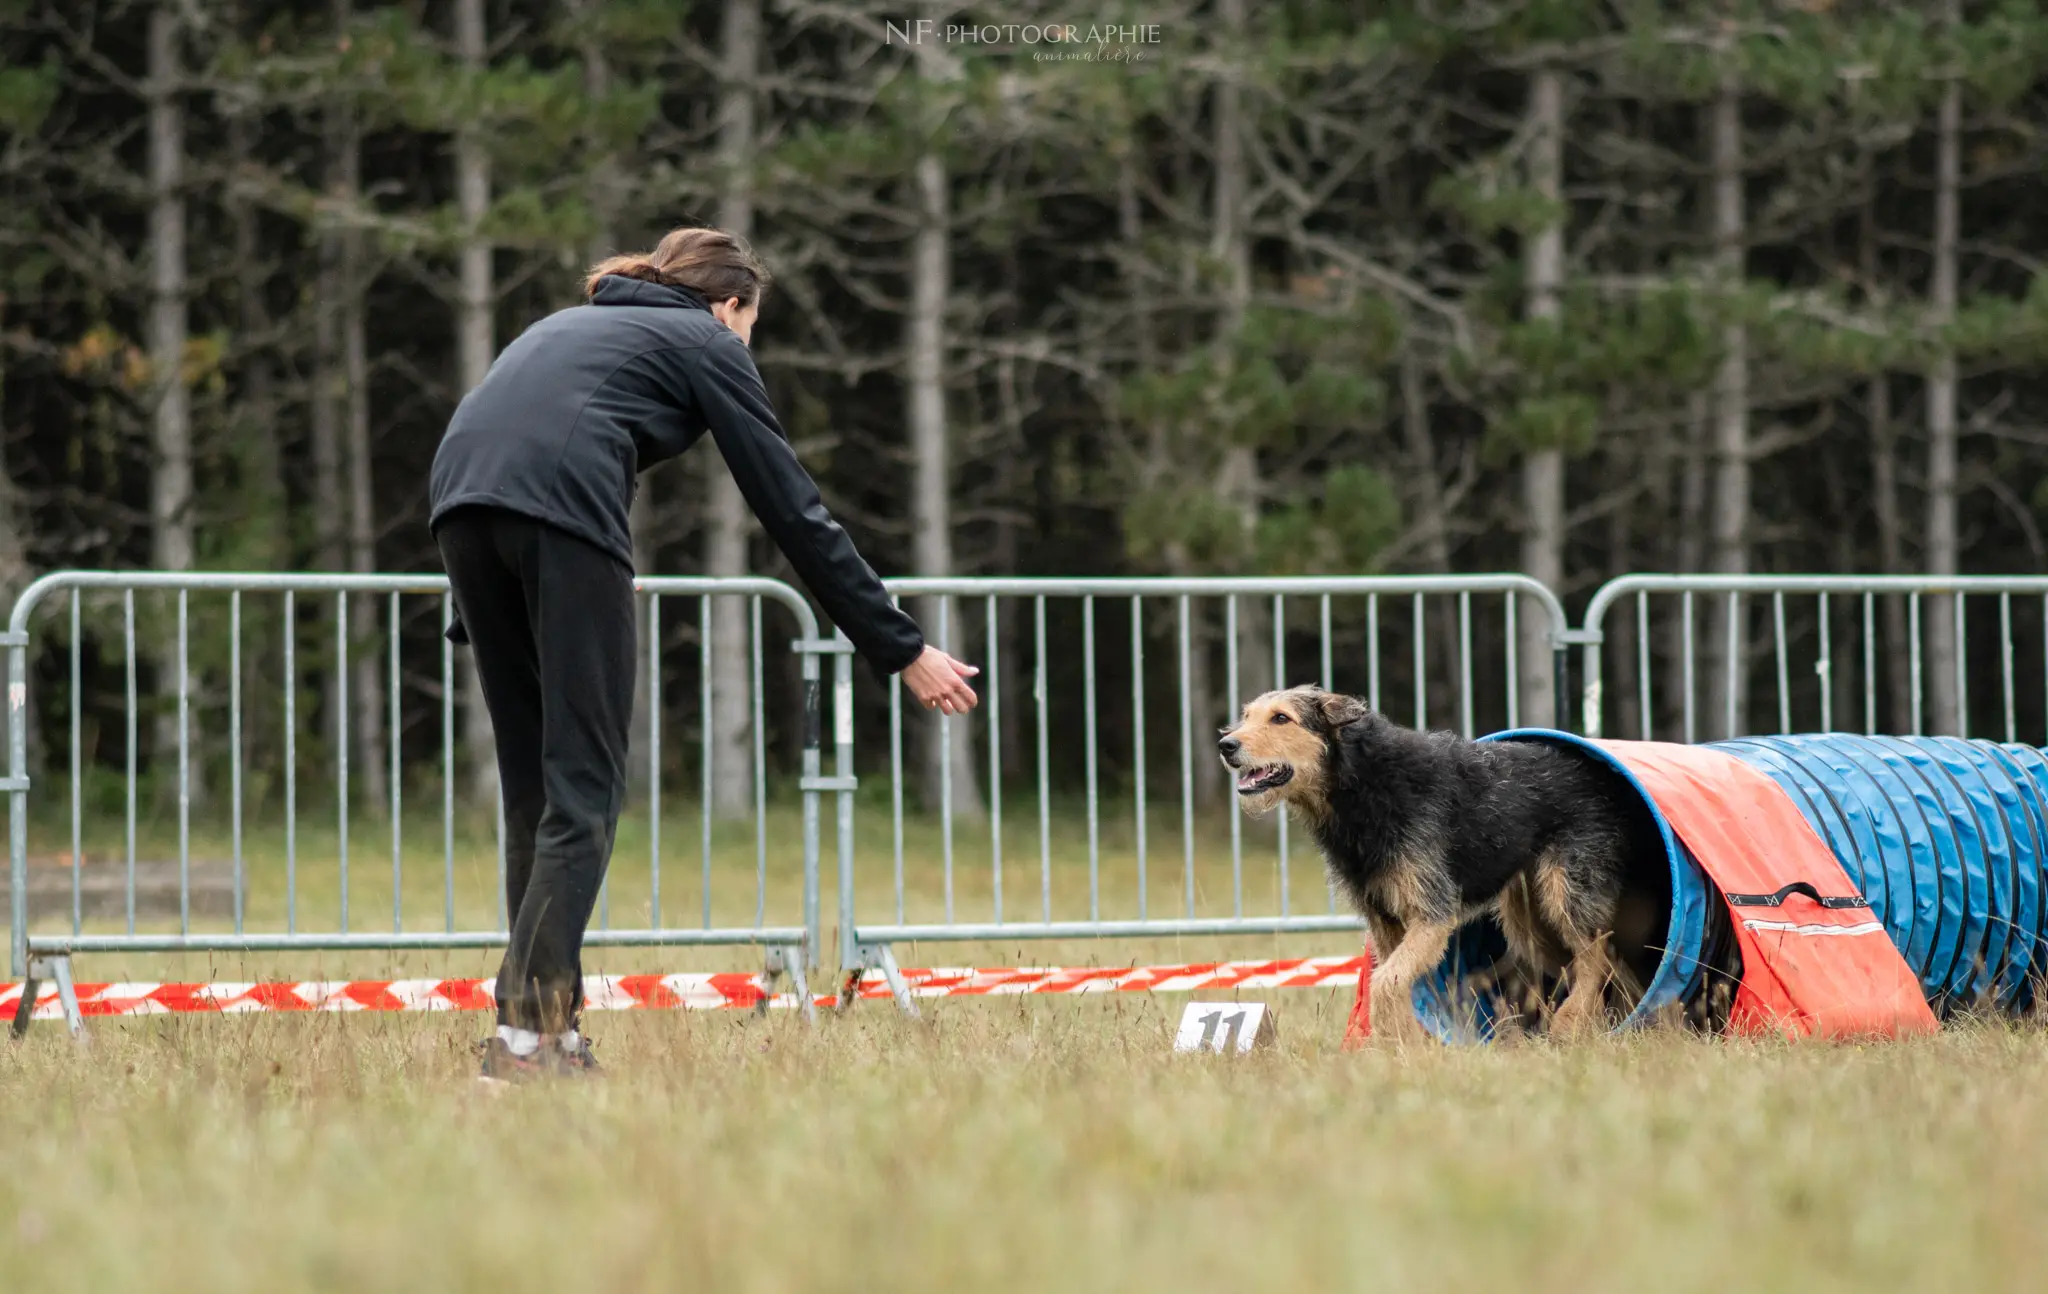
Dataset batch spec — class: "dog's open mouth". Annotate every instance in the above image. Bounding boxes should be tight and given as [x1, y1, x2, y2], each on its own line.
[1235, 763, 1294, 795]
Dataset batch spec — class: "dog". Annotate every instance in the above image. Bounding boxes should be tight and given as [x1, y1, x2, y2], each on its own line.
[1218, 686, 1661, 1041]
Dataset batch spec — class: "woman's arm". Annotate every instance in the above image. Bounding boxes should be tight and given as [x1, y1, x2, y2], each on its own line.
[682, 332, 970, 706]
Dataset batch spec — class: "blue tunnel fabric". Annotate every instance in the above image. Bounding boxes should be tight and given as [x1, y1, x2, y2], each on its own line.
[1714, 739, 1951, 999]
[1920, 738, 2027, 1001]
[1411, 730, 2048, 1040]
[1717, 734, 2048, 1011]
[1710, 740, 1925, 987]
[1993, 742, 2048, 1004]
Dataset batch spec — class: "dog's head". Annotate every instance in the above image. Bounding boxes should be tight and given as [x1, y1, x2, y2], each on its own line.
[1217, 685, 1372, 819]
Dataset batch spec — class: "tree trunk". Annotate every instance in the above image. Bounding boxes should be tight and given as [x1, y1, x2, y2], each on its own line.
[310, 7, 349, 794]
[1863, 202, 1910, 733]
[0, 349, 36, 783]
[345, 238, 385, 808]
[1637, 416, 1679, 740]
[565, 0, 654, 793]
[1162, 69, 1219, 808]
[225, 89, 287, 774]
[1873, 371, 1911, 732]
[1518, 65, 1565, 730]
[1398, 351, 1461, 726]
[0, 473, 23, 621]
[909, 138, 982, 818]
[993, 340, 1025, 779]
[334, 0, 385, 809]
[454, 0, 497, 805]
[311, 185, 346, 582]
[225, 99, 287, 565]
[1118, 164, 1156, 370]
[1704, 66, 1749, 738]
[1212, 0, 1269, 755]
[145, 5, 191, 577]
[1206, 0, 1265, 802]
[908, 25, 982, 819]
[1924, 41, 1961, 735]
[993, 510, 1024, 778]
[704, 0, 760, 819]
[147, 3, 201, 801]
[1117, 158, 1159, 790]
[1821, 445, 1858, 731]
[0, 356, 27, 610]
[1609, 435, 1638, 742]
[1670, 394, 1708, 739]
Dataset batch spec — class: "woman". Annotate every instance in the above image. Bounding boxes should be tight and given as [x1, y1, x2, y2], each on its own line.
[429, 226, 980, 1081]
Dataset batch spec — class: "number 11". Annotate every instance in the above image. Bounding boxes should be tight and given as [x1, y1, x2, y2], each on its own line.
[1198, 1008, 1249, 1051]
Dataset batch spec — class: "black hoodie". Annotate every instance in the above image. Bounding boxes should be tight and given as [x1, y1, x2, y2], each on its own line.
[428, 275, 924, 673]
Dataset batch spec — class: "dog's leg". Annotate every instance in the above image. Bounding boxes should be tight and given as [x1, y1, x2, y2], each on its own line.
[1497, 875, 1571, 971]
[1365, 918, 1457, 1045]
[1531, 854, 1623, 1040]
[1356, 906, 1407, 1037]
[1361, 907, 1405, 966]
[1552, 934, 1615, 1039]
[1495, 875, 1564, 1027]
[1495, 874, 1538, 963]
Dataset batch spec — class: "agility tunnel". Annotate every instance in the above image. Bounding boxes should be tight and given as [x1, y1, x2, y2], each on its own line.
[1408, 730, 2048, 1042]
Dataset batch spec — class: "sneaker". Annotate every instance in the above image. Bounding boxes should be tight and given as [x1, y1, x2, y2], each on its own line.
[474, 1036, 549, 1085]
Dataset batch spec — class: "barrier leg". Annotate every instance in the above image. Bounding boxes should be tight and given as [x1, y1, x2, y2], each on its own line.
[840, 943, 920, 1019]
[758, 945, 818, 1025]
[9, 966, 40, 1039]
[872, 944, 917, 1018]
[786, 958, 816, 1025]
[755, 950, 779, 1019]
[50, 956, 84, 1040]
[11, 956, 84, 1041]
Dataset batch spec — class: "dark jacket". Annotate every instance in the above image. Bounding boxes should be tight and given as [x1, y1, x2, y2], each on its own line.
[429, 275, 924, 673]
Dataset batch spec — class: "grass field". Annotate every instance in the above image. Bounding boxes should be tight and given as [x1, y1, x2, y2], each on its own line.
[6, 1001, 2048, 1292]
[9, 800, 2048, 1291]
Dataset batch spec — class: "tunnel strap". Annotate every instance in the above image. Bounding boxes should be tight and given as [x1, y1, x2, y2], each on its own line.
[1724, 882, 1870, 910]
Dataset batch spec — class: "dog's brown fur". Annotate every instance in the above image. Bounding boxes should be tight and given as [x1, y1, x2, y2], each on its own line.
[1220, 686, 1659, 1043]
[1229, 692, 1336, 821]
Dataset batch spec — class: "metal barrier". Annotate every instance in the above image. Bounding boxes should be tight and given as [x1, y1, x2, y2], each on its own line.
[835, 576, 1571, 1010]
[1579, 575, 2048, 743]
[6, 571, 841, 1034]
[48, 567, 2040, 1027]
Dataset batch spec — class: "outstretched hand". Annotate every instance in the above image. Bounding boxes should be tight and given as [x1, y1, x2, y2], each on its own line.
[900, 646, 981, 715]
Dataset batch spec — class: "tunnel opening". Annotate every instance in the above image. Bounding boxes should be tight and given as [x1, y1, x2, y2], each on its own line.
[1412, 730, 1734, 1042]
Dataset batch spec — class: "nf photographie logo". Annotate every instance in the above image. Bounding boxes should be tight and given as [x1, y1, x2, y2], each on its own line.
[885, 19, 1164, 61]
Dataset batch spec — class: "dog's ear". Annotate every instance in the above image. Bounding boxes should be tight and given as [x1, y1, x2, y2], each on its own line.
[1310, 689, 1371, 729]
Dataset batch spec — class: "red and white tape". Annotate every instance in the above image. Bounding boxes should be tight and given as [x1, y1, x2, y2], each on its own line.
[0, 955, 1368, 1022]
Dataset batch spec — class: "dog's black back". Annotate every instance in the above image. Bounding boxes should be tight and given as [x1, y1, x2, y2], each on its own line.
[1308, 709, 1653, 937]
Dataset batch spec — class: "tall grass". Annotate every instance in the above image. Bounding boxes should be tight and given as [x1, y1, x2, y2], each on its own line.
[3, 1003, 2044, 1292]
[6, 789, 2040, 1291]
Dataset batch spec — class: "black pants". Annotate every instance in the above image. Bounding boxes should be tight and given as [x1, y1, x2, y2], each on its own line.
[436, 506, 636, 1033]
